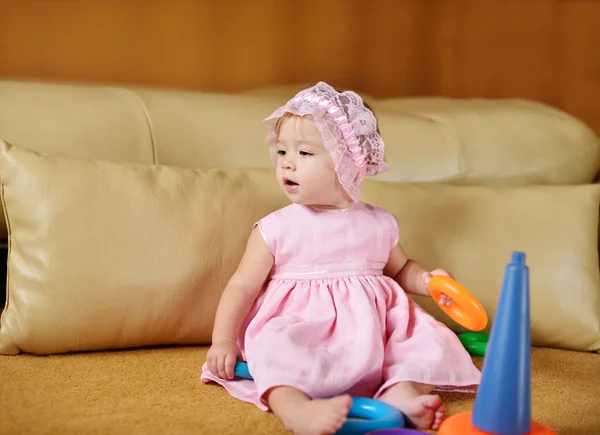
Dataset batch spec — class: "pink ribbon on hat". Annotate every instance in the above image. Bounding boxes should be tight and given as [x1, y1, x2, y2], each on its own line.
[293, 93, 368, 181]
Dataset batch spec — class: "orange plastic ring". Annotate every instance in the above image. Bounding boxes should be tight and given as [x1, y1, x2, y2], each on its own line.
[428, 275, 488, 331]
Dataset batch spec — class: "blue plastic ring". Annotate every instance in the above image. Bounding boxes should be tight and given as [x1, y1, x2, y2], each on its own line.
[338, 397, 406, 434]
[233, 362, 405, 433]
[233, 361, 253, 379]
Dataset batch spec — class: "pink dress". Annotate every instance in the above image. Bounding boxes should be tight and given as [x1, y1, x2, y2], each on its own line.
[201, 202, 481, 410]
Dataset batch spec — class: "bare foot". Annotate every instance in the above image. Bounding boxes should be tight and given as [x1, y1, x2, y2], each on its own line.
[380, 389, 445, 430]
[281, 395, 353, 435]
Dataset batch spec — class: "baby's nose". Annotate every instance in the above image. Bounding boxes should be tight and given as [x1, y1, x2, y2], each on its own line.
[282, 158, 295, 170]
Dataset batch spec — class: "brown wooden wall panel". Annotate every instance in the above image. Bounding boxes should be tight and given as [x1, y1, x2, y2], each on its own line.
[1, 0, 599, 135]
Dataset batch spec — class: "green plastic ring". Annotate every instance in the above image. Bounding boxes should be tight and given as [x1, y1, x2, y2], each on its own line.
[457, 331, 489, 357]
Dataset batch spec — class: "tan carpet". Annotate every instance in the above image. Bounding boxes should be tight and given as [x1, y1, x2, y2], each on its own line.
[0, 346, 598, 435]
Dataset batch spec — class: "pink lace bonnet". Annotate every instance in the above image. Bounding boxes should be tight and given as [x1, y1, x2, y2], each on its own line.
[263, 81, 388, 202]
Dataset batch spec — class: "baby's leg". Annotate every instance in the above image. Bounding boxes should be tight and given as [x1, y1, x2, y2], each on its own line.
[378, 381, 444, 430]
[266, 386, 352, 435]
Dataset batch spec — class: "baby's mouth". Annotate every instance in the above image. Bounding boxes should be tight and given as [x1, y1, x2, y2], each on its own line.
[283, 178, 299, 192]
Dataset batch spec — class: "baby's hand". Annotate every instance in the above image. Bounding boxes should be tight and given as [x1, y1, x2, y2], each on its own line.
[438, 292, 455, 306]
[422, 268, 455, 306]
[206, 337, 241, 380]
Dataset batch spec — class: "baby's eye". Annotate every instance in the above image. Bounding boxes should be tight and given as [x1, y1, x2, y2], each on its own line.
[299, 151, 313, 157]
[277, 149, 286, 156]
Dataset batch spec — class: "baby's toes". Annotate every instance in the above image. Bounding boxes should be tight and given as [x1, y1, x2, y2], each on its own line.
[431, 404, 445, 430]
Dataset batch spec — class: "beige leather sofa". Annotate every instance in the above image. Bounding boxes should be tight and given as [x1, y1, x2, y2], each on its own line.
[0, 79, 599, 434]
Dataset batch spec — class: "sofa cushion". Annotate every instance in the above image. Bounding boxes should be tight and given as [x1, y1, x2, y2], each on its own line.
[0, 140, 287, 355]
[360, 181, 600, 352]
[0, 81, 155, 163]
[138, 85, 600, 188]
[0, 140, 599, 355]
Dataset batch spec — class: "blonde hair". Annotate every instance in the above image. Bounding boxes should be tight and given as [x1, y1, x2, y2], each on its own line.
[274, 112, 294, 137]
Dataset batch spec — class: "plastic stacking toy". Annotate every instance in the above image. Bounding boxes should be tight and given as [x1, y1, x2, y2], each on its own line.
[366, 429, 429, 434]
[336, 398, 406, 435]
[428, 275, 488, 331]
[457, 331, 489, 357]
[233, 360, 252, 379]
[233, 361, 405, 434]
[438, 252, 556, 435]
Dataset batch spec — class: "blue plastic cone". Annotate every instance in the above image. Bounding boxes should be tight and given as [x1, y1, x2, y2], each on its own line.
[438, 251, 555, 435]
[471, 251, 531, 433]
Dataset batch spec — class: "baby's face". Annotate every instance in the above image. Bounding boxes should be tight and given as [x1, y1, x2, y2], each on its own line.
[275, 115, 350, 208]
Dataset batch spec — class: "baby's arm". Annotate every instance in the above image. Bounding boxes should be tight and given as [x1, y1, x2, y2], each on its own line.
[207, 226, 274, 379]
[383, 243, 431, 297]
[384, 243, 454, 305]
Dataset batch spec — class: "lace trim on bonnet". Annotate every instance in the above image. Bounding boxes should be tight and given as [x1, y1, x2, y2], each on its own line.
[263, 81, 388, 202]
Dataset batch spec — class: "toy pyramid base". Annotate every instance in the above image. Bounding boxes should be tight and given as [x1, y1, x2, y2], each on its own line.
[438, 411, 556, 435]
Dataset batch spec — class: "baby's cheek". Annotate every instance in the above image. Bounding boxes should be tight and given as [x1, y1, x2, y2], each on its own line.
[325, 167, 339, 186]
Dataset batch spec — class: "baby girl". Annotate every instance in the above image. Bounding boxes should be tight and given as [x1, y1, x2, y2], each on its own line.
[201, 82, 481, 435]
